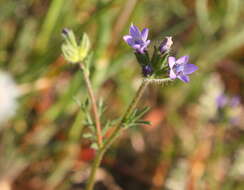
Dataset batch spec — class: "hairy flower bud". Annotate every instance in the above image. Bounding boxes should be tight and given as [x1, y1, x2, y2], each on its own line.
[142, 65, 153, 77]
[62, 28, 69, 36]
[61, 28, 90, 63]
[159, 36, 173, 53]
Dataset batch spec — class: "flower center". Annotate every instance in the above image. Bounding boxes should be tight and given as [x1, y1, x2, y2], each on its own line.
[173, 63, 184, 75]
[134, 39, 143, 44]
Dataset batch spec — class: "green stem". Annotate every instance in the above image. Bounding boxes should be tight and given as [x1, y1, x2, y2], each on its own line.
[85, 149, 106, 190]
[85, 79, 149, 190]
[79, 63, 103, 148]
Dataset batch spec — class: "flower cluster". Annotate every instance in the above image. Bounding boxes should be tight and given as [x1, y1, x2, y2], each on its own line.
[123, 24, 198, 82]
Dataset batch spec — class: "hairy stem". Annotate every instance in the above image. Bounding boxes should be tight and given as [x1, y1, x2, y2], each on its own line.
[79, 63, 103, 147]
[85, 79, 149, 190]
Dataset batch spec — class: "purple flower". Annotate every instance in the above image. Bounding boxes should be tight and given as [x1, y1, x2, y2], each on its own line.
[159, 36, 173, 53]
[216, 95, 241, 109]
[216, 94, 228, 109]
[168, 55, 198, 83]
[123, 24, 150, 54]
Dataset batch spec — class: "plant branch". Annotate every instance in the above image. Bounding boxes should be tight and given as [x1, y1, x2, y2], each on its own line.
[102, 79, 149, 152]
[79, 63, 103, 147]
[85, 79, 149, 190]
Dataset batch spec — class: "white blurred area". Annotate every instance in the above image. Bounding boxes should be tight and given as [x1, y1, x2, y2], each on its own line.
[198, 73, 224, 120]
[165, 159, 188, 190]
[0, 70, 19, 126]
[230, 147, 244, 179]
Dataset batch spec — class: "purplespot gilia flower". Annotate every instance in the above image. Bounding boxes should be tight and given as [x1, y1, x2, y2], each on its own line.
[159, 36, 173, 53]
[168, 55, 198, 83]
[123, 24, 150, 54]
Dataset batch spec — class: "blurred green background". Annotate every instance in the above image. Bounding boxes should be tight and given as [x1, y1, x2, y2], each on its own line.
[0, 0, 243, 189]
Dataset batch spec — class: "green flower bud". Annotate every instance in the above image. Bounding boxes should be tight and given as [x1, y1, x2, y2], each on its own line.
[61, 28, 90, 63]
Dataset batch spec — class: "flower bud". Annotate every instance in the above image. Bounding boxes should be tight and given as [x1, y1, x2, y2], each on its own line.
[159, 36, 173, 54]
[142, 65, 153, 77]
[62, 28, 69, 36]
[61, 28, 90, 63]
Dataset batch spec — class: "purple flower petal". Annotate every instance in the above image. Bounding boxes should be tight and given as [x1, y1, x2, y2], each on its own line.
[123, 35, 133, 44]
[123, 35, 132, 41]
[141, 28, 149, 41]
[143, 40, 150, 49]
[137, 48, 145, 54]
[169, 70, 176, 79]
[139, 45, 147, 53]
[130, 24, 141, 38]
[177, 74, 190, 83]
[183, 64, 198, 74]
[176, 55, 189, 65]
[132, 44, 141, 50]
[168, 56, 176, 68]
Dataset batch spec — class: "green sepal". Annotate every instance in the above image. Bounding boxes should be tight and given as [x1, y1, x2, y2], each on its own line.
[151, 46, 161, 69]
[78, 33, 90, 62]
[61, 29, 91, 64]
[134, 51, 150, 66]
[150, 46, 169, 75]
